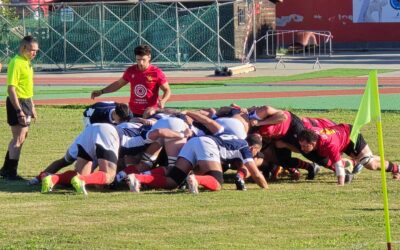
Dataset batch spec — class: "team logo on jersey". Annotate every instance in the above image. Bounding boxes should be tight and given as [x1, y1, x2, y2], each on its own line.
[131, 74, 135, 78]
[134, 84, 147, 98]
[146, 75, 153, 82]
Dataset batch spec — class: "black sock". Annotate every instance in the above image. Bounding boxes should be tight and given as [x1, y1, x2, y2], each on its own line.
[7, 159, 19, 177]
[0, 151, 11, 176]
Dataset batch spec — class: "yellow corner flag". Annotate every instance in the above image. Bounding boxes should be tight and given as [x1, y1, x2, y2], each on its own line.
[349, 70, 379, 142]
[350, 70, 392, 250]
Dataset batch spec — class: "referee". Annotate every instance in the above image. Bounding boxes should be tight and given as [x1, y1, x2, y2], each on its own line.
[0, 36, 39, 180]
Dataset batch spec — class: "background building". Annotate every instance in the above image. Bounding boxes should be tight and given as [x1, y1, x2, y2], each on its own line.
[276, 0, 400, 50]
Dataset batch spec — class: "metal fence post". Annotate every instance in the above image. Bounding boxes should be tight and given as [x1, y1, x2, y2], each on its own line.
[216, 0, 221, 69]
[252, 0, 256, 62]
[175, 2, 181, 66]
[99, 2, 104, 69]
[139, 1, 142, 45]
[63, 3, 67, 71]
[22, 8, 26, 35]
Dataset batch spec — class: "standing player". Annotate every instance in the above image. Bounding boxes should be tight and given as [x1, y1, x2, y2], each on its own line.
[1, 36, 39, 180]
[91, 44, 171, 117]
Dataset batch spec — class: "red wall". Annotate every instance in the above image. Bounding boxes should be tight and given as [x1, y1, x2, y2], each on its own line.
[276, 0, 400, 43]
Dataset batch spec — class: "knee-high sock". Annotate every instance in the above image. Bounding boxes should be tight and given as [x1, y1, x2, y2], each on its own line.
[195, 175, 221, 191]
[124, 165, 140, 175]
[80, 171, 108, 185]
[236, 167, 248, 179]
[135, 174, 167, 188]
[387, 162, 398, 173]
[150, 167, 166, 176]
[51, 170, 76, 185]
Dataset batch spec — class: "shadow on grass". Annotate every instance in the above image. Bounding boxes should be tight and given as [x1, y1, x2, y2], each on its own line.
[353, 208, 400, 212]
[0, 179, 38, 193]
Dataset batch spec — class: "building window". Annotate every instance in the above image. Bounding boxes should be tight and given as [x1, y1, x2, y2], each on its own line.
[238, 8, 245, 25]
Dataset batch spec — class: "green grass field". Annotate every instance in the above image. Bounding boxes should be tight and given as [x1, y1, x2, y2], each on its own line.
[1, 106, 400, 249]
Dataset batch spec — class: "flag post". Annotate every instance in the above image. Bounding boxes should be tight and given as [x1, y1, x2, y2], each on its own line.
[372, 72, 392, 250]
[350, 70, 392, 250]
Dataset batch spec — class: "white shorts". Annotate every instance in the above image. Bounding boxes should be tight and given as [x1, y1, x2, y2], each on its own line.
[65, 134, 80, 163]
[178, 137, 220, 166]
[148, 117, 188, 143]
[216, 117, 247, 139]
[83, 117, 90, 128]
[76, 123, 119, 162]
[150, 117, 188, 132]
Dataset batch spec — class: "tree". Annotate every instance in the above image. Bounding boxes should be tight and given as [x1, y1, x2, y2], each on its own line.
[0, 0, 19, 59]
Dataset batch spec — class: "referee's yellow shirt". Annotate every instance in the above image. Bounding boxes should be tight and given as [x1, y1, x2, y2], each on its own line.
[7, 55, 34, 99]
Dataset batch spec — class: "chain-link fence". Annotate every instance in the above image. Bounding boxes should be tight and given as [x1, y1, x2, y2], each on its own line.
[0, 1, 248, 71]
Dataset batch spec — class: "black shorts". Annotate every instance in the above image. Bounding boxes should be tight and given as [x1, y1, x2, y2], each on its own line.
[77, 144, 118, 165]
[343, 133, 367, 157]
[6, 97, 33, 127]
[280, 112, 305, 149]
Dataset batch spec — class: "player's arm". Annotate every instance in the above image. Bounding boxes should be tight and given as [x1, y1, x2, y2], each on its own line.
[244, 160, 268, 189]
[333, 160, 345, 186]
[147, 128, 192, 142]
[186, 111, 224, 135]
[250, 106, 287, 126]
[159, 82, 171, 109]
[91, 78, 128, 99]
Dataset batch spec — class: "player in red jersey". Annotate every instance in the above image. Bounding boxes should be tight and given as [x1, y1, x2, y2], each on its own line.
[91, 44, 171, 117]
[298, 124, 400, 186]
[249, 106, 321, 180]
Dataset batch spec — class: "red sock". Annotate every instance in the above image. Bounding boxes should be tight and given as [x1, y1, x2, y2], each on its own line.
[52, 170, 76, 185]
[150, 167, 166, 176]
[195, 175, 221, 191]
[237, 167, 248, 179]
[295, 160, 311, 170]
[390, 163, 399, 173]
[36, 171, 47, 181]
[135, 174, 167, 188]
[80, 171, 107, 185]
[124, 165, 140, 175]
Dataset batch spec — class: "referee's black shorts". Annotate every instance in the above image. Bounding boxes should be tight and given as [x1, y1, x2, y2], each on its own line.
[6, 97, 33, 127]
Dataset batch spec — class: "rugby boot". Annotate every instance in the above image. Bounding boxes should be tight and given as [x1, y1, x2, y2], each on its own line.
[345, 174, 355, 184]
[71, 176, 88, 196]
[126, 174, 141, 192]
[186, 174, 199, 194]
[41, 175, 54, 193]
[234, 174, 247, 191]
[306, 163, 321, 180]
[289, 168, 301, 181]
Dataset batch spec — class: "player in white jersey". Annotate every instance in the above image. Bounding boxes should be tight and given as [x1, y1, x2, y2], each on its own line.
[28, 103, 130, 185]
[41, 123, 121, 195]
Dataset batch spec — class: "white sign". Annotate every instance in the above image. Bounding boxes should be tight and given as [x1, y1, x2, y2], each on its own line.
[353, 0, 400, 23]
[60, 7, 74, 22]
